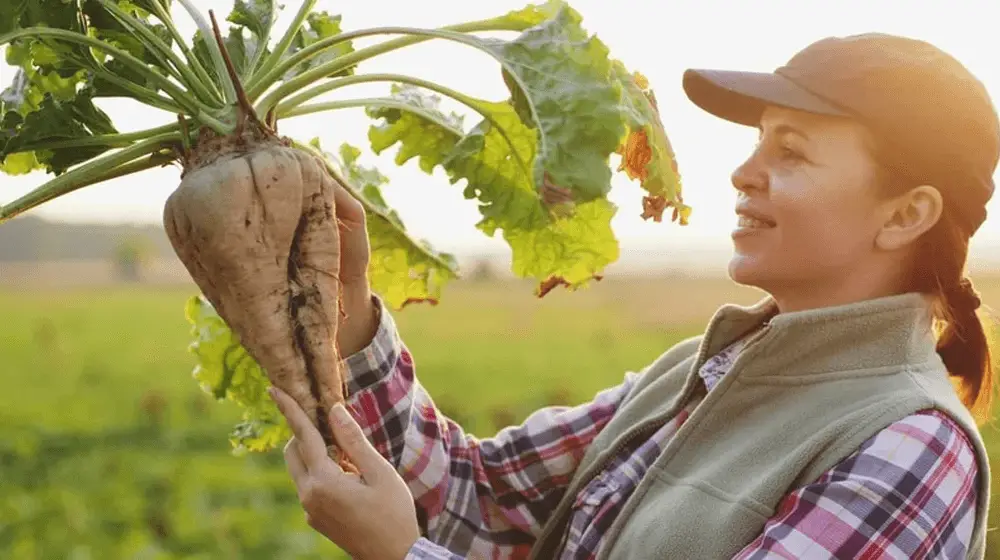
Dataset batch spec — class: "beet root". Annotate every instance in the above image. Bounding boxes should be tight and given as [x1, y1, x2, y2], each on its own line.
[164, 136, 354, 471]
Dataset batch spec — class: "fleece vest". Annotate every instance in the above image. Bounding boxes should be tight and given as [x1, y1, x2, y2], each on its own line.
[528, 292, 992, 559]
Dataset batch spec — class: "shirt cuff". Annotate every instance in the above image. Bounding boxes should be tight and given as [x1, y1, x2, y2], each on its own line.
[342, 294, 404, 396]
[404, 537, 464, 559]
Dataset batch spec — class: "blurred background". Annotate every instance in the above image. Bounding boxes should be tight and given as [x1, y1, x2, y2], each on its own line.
[3, 1, 1000, 558]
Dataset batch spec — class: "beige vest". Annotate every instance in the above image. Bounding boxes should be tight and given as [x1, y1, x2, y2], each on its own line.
[529, 293, 991, 559]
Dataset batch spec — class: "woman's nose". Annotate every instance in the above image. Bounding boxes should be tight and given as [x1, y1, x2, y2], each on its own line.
[731, 153, 768, 194]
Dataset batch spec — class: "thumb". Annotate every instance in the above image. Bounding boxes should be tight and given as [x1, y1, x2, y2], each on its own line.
[329, 403, 389, 483]
[332, 183, 370, 286]
[333, 181, 367, 235]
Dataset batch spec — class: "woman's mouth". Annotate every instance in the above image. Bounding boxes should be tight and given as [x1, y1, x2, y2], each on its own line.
[736, 215, 775, 229]
[733, 207, 776, 238]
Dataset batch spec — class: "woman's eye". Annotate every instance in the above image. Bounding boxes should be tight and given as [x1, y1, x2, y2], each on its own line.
[779, 146, 804, 161]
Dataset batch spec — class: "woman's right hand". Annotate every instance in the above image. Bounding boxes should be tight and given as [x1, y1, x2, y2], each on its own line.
[331, 180, 378, 357]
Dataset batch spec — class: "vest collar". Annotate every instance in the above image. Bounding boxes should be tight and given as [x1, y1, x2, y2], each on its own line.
[699, 292, 941, 380]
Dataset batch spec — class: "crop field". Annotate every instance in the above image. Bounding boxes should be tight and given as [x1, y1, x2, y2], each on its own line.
[3, 274, 1000, 558]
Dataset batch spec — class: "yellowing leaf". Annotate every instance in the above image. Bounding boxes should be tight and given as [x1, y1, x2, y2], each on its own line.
[612, 62, 691, 224]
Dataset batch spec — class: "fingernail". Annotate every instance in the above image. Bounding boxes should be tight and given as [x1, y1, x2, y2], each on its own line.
[268, 387, 279, 402]
[330, 403, 349, 426]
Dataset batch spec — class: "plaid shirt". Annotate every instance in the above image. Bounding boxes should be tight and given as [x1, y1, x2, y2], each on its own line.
[344, 300, 980, 559]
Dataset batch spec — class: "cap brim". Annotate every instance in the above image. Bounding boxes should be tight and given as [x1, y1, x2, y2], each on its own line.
[682, 69, 848, 127]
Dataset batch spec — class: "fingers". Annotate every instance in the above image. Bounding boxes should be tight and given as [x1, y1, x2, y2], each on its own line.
[331, 180, 371, 287]
[284, 437, 308, 484]
[270, 387, 329, 469]
[332, 179, 366, 226]
[329, 403, 390, 484]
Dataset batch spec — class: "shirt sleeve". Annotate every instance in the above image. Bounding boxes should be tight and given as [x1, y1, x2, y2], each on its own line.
[404, 537, 467, 559]
[342, 296, 639, 558]
[734, 409, 980, 560]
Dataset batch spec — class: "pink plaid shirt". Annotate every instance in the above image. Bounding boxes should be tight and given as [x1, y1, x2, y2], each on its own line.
[344, 299, 980, 559]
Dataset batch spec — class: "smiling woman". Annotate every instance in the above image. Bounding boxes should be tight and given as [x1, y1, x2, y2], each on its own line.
[271, 32, 998, 560]
[727, 107, 943, 310]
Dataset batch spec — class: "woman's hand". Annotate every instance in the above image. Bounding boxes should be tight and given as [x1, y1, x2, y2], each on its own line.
[332, 175, 379, 357]
[271, 386, 421, 560]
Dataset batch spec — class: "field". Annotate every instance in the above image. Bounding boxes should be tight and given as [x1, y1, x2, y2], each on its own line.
[3, 274, 1000, 558]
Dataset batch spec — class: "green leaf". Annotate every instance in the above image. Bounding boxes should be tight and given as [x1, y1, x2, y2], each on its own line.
[367, 86, 465, 174]
[0, 150, 38, 175]
[183, 295, 290, 454]
[359, 2, 687, 289]
[3, 1, 179, 107]
[191, 30, 221, 84]
[191, 13, 270, 84]
[451, 100, 620, 289]
[0, 0, 29, 35]
[481, 2, 625, 201]
[20, 0, 87, 32]
[1, 92, 121, 175]
[281, 11, 354, 80]
[130, 0, 173, 14]
[5, 0, 91, 77]
[0, 48, 100, 176]
[82, 0, 175, 70]
[224, 28, 252, 78]
[221, 0, 278, 78]
[311, 138, 459, 309]
[494, 0, 566, 28]
[226, 0, 277, 42]
[191, 27, 259, 85]
[367, 85, 619, 292]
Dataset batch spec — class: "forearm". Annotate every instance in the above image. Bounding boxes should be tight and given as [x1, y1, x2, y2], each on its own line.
[341, 296, 637, 557]
[337, 283, 380, 358]
[340, 295, 413, 469]
[355, 374, 631, 556]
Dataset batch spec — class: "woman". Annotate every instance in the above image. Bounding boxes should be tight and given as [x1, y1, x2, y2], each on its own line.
[270, 32, 997, 559]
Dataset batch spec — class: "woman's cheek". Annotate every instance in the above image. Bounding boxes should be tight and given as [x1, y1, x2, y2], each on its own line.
[775, 211, 835, 263]
[795, 214, 870, 268]
[778, 213, 819, 260]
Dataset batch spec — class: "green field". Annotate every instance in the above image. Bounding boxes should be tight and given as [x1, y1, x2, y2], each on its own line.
[2, 277, 999, 558]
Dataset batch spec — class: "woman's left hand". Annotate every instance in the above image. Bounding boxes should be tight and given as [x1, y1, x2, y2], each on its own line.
[270, 387, 421, 560]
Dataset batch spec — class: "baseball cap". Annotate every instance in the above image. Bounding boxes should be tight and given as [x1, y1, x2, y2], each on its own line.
[682, 33, 1000, 234]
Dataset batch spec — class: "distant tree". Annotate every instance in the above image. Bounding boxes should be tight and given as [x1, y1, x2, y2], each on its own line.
[469, 258, 498, 282]
[113, 235, 154, 282]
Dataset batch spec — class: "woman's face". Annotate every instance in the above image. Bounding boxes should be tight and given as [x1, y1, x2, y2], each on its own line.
[727, 106, 902, 305]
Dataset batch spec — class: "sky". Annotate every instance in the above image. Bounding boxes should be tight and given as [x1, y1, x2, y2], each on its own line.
[3, 0, 1000, 268]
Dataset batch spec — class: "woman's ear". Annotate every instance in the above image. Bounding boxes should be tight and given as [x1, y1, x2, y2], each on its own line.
[874, 185, 944, 251]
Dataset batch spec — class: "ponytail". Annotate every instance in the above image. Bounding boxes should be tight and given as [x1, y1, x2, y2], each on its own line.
[870, 142, 996, 425]
[936, 278, 994, 424]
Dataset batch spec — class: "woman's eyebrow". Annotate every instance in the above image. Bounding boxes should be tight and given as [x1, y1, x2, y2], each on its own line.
[758, 123, 811, 142]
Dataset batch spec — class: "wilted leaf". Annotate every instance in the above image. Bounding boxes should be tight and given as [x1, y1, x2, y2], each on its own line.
[611, 63, 690, 224]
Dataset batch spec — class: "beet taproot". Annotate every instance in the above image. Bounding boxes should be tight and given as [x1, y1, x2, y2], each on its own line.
[164, 128, 353, 469]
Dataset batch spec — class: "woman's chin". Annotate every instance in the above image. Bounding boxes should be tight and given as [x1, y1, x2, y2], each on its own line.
[727, 254, 767, 287]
